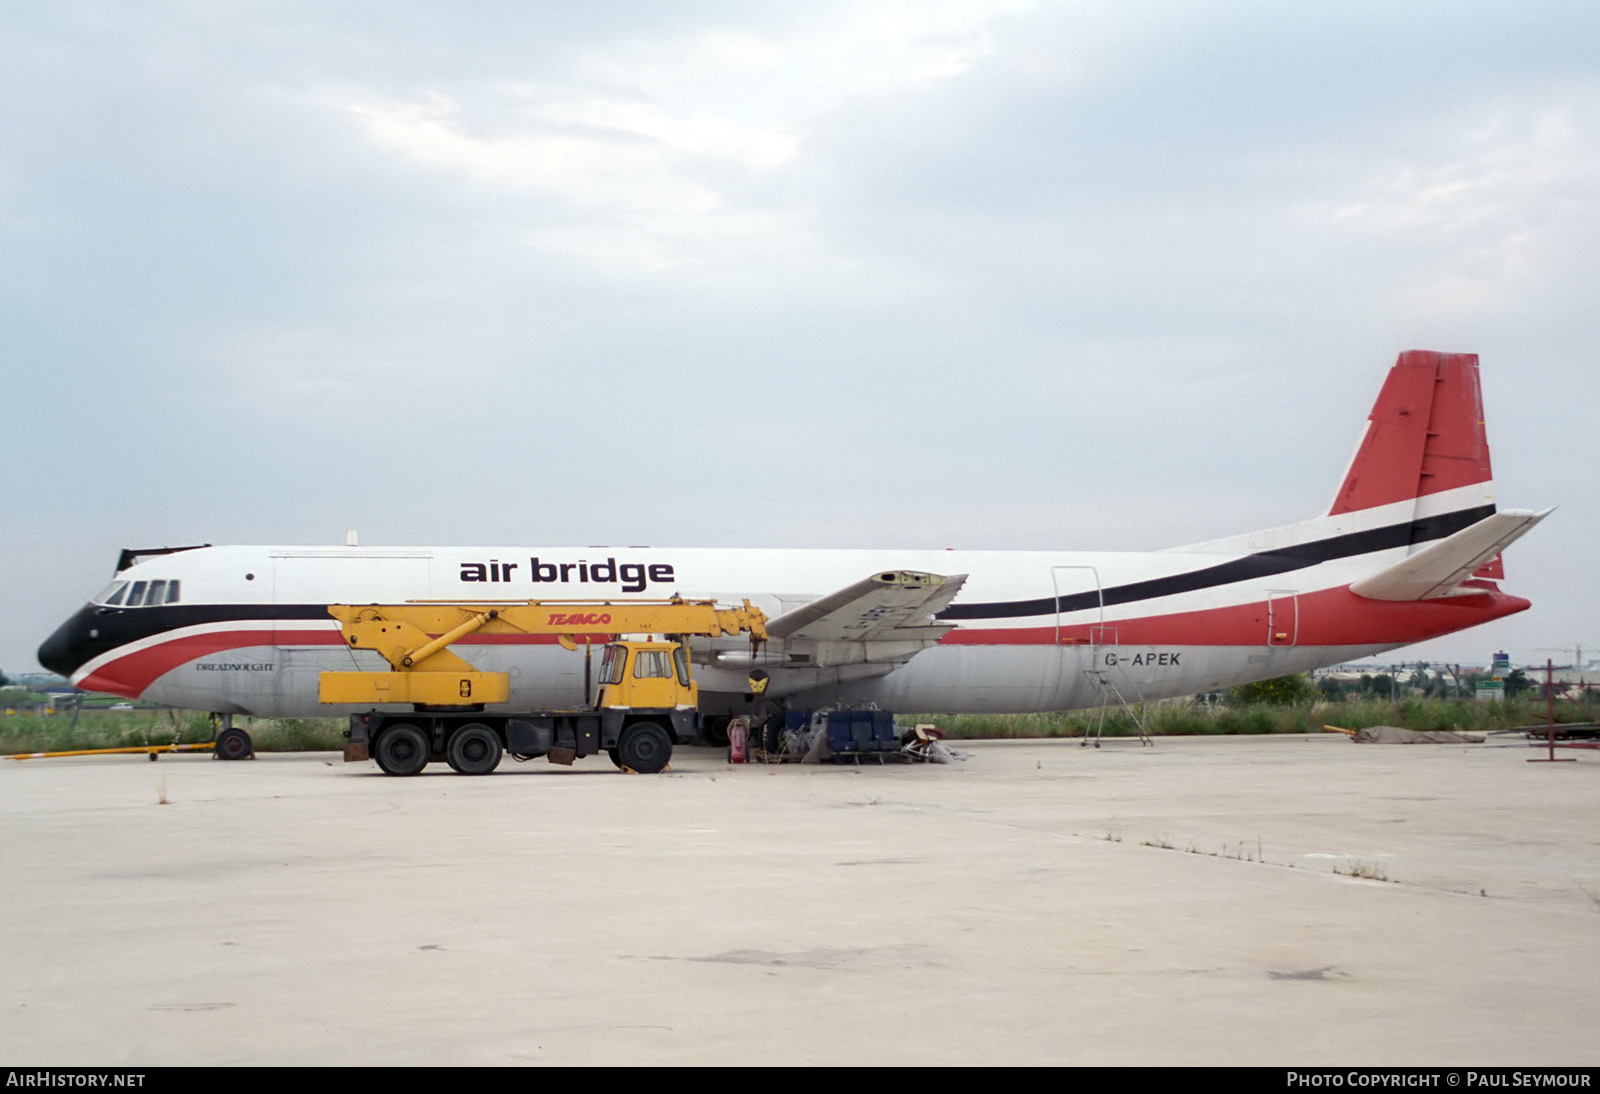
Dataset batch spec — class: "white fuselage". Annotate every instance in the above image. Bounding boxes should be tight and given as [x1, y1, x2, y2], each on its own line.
[38, 350, 1535, 721]
[46, 507, 1526, 719]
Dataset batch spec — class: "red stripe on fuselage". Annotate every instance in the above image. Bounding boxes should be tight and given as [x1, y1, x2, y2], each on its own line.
[78, 585, 1529, 699]
[76, 629, 600, 698]
[78, 629, 308, 698]
[940, 585, 1529, 646]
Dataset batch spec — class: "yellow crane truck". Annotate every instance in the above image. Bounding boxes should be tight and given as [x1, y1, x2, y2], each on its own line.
[322, 597, 767, 776]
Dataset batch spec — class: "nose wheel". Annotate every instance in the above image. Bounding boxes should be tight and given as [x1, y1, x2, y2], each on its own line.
[213, 717, 254, 761]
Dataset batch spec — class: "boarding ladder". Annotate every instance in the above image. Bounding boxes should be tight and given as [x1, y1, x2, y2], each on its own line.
[1079, 666, 1154, 748]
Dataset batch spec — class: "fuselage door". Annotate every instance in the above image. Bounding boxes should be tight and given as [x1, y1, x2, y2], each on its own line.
[1266, 590, 1298, 646]
[1050, 566, 1104, 645]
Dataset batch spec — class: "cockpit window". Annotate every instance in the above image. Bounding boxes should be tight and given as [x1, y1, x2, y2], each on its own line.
[97, 577, 181, 607]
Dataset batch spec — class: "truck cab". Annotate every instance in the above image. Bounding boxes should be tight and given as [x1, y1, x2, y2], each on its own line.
[595, 638, 696, 712]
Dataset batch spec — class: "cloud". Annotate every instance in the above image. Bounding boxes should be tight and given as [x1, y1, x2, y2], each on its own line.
[323, 1, 1027, 275]
[1300, 93, 1600, 324]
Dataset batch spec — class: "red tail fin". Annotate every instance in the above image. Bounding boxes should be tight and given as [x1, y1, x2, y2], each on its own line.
[1328, 350, 1493, 516]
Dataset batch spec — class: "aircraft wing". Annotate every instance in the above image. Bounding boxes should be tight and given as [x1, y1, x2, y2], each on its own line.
[767, 570, 968, 650]
[1350, 508, 1551, 602]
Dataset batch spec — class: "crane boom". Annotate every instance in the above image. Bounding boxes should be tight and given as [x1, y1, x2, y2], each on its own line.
[319, 597, 766, 709]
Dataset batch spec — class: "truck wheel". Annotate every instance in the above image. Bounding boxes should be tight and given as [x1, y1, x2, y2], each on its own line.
[607, 747, 623, 769]
[215, 727, 254, 761]
[616, 721, 671, 774]
[374, 723, 430, 776]
[446, 723, 502, 775]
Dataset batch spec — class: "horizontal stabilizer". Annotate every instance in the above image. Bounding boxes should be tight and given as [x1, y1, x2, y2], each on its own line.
[1349, 509, 1550, 601]
[767, 570, 968, 642]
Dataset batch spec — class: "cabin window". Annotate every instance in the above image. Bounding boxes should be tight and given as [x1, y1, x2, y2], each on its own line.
[95, 581, 129, 606]
[126, 581, 148, 607]
[599, 645, 627, 686]
[144, 580, 167, 606]
[633, 650, 672, 679]
[164, 580, 181, 604]
[673, 644, 690, 686]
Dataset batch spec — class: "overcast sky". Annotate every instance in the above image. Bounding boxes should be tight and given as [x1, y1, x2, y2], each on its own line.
[4, 1, 1597, 674]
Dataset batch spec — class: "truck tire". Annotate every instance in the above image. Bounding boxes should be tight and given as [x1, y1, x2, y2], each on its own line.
[616, 721, 672, 774]
[374, 723, 430, 776]
[446, 723, 502, 775]
[214, 727, 253, 761]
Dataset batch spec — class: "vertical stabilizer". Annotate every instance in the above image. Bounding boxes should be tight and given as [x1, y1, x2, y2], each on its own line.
[1328, 350, 1494, 518]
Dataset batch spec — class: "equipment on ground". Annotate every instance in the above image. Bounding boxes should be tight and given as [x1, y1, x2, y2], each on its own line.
[6, 742, 215, 761]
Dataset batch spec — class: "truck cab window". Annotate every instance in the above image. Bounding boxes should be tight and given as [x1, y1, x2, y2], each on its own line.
[633, 650, 671, 679]
[599, 645, 627, 685]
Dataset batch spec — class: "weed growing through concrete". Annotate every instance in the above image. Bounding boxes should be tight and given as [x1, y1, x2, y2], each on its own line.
[1335, 862, 1390, 882]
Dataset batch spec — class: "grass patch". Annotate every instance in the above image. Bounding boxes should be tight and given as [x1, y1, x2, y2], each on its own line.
[1334, 861, 1391, 882]
[250, 718, 345, 752]
[911, 696, 1567, 740]
[4, 692, 1573, 755]
[0, 710, 345, 755]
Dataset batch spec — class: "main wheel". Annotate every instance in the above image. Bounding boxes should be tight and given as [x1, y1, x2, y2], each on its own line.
[759, 714, 785, 755]
[446, 723, 502, 775]
[373, 722, 430, 776]
[215, 727, 254, 761]
[615, 721, 672, 774]
[701, 716, 730, 748]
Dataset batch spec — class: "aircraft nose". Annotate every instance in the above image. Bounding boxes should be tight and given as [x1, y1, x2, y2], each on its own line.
[37, 611, 90, 678]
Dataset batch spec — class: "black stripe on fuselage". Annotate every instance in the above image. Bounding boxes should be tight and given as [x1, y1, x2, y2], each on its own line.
[936, 505, 1497, 621]
[38, 602, 334, 677]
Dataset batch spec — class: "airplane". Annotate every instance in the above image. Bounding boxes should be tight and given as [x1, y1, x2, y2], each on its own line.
[37, 350, 1548, 757]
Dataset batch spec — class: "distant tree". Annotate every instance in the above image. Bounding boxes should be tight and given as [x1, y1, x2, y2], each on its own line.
[1504, 668, 1534, 700]
[1356, 673, 1395, 699]
[0, 667, 8, 688]
[1229, 674, 1316, 706]
[1316, 676, 1348, 701]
